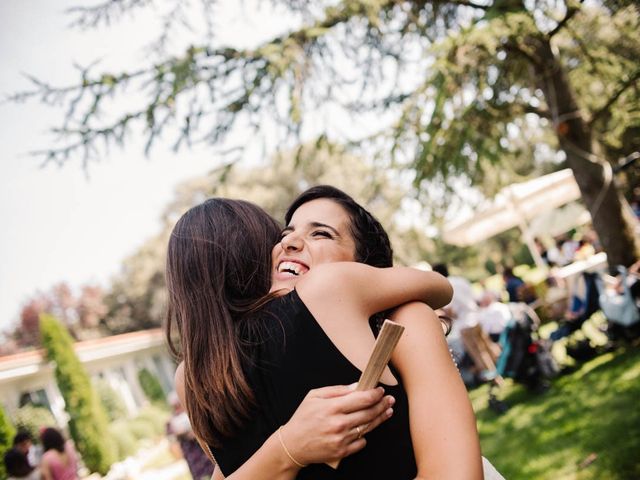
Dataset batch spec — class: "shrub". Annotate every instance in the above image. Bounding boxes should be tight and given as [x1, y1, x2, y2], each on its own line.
[0, 404, 16, 480]
[107, 406, 170, 460]
[127, 418, 157, 441]
[12, 404, 56, 441]
[137, 368, 166, 406]
[94, 379, 128, 422]
[134, 405, 170, 437]
[39, 314, 116, 475]
[108, 420, 138, 461]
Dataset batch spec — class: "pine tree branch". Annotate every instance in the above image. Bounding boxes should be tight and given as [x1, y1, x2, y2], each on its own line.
[524, 104, 551, 118]
[589, 68, 640, 126]
[547, 2, 581, 38]
[440, 0, 490, 9]
[67, 0, 152, 29]
[503, 42, 543, 69]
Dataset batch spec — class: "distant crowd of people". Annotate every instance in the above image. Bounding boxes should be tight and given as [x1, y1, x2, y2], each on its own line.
[534, 230, 600, 268]
[434, 226, 640, 386]
[3, 428, 78, 480]
[433, 263, 518, 387]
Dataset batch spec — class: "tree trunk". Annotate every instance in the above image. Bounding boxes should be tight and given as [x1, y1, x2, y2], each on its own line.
[531, 37, 640, 268]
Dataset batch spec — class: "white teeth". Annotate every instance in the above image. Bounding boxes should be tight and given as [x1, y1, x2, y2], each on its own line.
[278, 261, 303, 275]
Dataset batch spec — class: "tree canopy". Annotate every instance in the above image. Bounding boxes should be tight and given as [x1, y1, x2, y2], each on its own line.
[104, 143, 439, 331]
[10, 0, 640, 265]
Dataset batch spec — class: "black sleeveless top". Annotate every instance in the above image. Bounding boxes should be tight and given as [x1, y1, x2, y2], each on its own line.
[211, 289, 417, 479]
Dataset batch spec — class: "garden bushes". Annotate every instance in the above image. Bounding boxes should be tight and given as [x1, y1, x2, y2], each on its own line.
[39, 314, 116, 475]
[137, 368, 166, 406]
[11, 404, 56, 442]
[94, 379, 128, 422]
[0, 404, 16, 480]
[107, 405, 170, 460]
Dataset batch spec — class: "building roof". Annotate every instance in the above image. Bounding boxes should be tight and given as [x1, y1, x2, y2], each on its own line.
[0, 329, 166, 382]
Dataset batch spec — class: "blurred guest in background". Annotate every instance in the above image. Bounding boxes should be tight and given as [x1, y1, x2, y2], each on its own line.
[3, 447, 40, 480]
[477, 292, 511, 343]
[166, 392, 215, 480]
[502, 266, 525, 303]
[12, 431, 38, 469]
[39, 427, 78, 480]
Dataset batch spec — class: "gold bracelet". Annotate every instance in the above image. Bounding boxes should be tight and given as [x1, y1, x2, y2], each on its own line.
[277, 426, 307, 468]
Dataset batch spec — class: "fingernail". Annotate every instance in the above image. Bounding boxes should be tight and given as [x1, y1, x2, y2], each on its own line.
[387, 396, 395, 406]
[348, 383, 358, 391]
[386, 408, 394, 417]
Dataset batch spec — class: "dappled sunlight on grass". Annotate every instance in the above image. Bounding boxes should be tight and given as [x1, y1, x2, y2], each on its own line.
[471, 346, 640, 479]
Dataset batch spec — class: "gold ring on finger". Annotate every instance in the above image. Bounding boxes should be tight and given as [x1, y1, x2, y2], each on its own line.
[355, 425, 363, 439]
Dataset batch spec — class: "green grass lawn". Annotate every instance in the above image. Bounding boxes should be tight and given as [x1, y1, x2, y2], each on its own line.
[470, 346, 640, 480]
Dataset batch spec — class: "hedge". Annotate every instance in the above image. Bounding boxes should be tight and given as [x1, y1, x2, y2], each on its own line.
[39, 314, 116, 475]
[0, 404, 16, 480]
[137, 368, 167, 406]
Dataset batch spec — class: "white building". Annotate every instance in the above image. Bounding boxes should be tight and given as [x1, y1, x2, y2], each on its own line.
[0, 329, 176, 426]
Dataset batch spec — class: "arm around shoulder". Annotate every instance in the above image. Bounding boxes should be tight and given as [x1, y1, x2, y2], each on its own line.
[299, 263, 453, 317]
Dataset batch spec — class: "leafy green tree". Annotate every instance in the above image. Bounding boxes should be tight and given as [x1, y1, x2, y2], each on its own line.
[137, 368, 167, 406]
[101, 233, 170, 335]
[11, 282, 108, 352]
[103, 143, 440, 331]
[11, 0, 640, 266]
[94, 379, 128, 422]
[0, 404, 16, 480]
[39, 314, 116, 475]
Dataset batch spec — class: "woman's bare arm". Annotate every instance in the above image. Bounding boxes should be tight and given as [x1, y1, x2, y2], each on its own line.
[296, 263, 453, 386]
[299, 263, 453, 319]
[390, 302, 483, 479]
[175, 362, 394, 480]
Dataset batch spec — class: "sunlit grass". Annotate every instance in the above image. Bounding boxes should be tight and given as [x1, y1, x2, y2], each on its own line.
[470, 346, 640, 480]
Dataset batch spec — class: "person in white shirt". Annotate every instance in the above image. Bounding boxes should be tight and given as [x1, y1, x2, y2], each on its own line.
[432, 265, 503, 384]
[477, 292, 511, 342]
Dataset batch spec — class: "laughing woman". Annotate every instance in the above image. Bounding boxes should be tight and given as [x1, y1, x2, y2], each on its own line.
[168, 187, 484, 479]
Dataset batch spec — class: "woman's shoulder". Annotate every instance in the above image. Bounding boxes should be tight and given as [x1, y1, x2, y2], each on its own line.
[41, 449, 54, 460]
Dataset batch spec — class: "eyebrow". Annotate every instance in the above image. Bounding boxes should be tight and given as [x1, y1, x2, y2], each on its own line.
[283, 221, 341, 236]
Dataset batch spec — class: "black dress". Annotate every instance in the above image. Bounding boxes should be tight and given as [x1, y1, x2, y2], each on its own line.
[211, 289, 417, 479]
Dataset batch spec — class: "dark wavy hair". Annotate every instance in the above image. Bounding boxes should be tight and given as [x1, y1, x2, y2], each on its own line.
[3, 448, 35, 477]
[285, 185, 393, 269]
[287, 186, 451, 334]
[165, 198, 281, 447]
[285, 186, 394, 330]
[40, 427, 65, 453]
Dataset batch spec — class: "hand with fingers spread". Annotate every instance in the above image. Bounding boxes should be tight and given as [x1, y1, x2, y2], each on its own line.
[278, 384, 395, 466]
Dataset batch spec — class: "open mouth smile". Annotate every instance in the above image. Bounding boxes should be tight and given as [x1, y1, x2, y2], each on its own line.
[277, 260, 310, 277]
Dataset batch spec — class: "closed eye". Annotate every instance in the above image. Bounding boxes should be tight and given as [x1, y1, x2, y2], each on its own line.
[312, 230, 333, 239]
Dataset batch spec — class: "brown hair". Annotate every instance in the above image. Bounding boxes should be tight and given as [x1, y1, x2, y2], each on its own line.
[165, 198, 281, 446]
[40, 427, 66, 453]
[286, 186, 451, 334]
[285, 185, 393, 269]
[285, 185, 394, 331]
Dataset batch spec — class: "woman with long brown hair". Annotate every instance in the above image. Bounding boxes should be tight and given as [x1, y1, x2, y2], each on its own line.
[167, 189, 484, 479]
